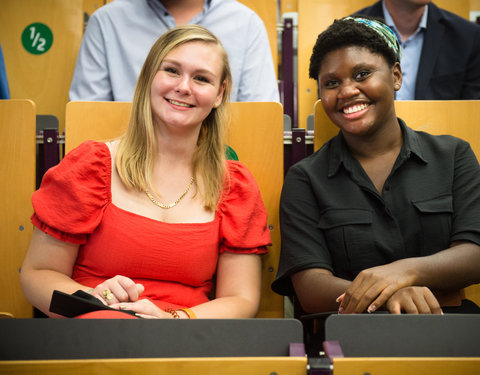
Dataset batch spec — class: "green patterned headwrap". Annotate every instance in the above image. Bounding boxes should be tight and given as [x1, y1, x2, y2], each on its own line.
[343, 16, 401, 62]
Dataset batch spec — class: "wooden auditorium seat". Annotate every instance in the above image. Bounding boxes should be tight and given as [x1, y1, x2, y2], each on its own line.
[314, 99, 480, 307]
[331, 357, 480, 375]
[0, 357, 307, 375]
[83, 0, 108, 20]
[0, 99, 36, 318]
[0, 0, 83, 133]
[1, 355, 307, 375]
[297, 0, 373, 130]
[65, 100, 285, 318]
[238, 0, 278, 74]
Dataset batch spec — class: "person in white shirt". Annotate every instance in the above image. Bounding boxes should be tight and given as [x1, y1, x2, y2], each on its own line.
[70, 0, 279, 102]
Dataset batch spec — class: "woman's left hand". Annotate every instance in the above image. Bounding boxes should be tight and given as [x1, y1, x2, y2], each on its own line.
[386, 286, 443, 314]
[109, 299, 173, 319]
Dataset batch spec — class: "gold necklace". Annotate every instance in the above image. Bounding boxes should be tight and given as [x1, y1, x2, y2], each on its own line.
[145, 177, 195, 209]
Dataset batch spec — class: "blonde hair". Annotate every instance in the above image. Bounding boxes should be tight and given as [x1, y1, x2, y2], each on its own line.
[115, 25, 232, 210]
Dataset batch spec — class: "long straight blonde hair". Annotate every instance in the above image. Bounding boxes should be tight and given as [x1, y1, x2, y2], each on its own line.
[115, 25, 232, 210]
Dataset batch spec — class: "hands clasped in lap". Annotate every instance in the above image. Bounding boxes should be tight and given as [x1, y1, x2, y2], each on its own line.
[337, 262, 442, 315]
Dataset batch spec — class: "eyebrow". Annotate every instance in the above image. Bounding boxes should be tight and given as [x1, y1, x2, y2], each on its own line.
[351, 62, 376, 70]
[320, 62, 376, 79]
[161, 59, 218, 77]
[319, 72, 337, 80]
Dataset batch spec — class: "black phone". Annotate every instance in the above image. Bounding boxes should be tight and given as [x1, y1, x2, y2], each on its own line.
[49, 289, 138, 318]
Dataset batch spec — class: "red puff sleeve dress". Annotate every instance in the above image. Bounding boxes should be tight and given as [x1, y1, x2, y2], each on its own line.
[31, 141, 271, 311]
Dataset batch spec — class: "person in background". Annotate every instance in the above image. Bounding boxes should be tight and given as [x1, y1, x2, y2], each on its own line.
[272, 17, 480, 315]
[0, 43, 9, 99]
[70, 0, 279, 103]
[354, 0, 480, 100]
[21, 25, 270, 319]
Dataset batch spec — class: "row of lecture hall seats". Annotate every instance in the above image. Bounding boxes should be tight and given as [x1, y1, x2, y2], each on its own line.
[2, 98, 480, 374]
[2, 315, 480, 373]
[1, 0, 479, 133]
[2, 98, 480, 318]
[0, 100, 285, 320]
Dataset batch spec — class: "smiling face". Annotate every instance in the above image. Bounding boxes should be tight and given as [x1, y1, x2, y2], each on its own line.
[318, 46, 402, 138]
[150, 41, 226, 133]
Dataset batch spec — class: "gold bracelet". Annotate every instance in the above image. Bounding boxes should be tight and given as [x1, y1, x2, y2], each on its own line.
[164, 308, 180, 319]
[178, 308, 197, 319]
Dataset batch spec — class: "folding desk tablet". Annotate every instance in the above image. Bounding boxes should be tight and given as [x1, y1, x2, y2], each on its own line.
[1, 318, 304, 360]
[0, 318, 308, 375]
[325, 314, 480, 357]
[309, 314, 480, 375]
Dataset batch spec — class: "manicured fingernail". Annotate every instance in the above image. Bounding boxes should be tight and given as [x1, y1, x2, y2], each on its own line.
[338, 307, 344, 314]
[335, 293, 345, 303]
[368, 305, 375, 313]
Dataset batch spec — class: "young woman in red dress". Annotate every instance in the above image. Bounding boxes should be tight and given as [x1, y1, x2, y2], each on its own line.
[21, 25, 270, 319]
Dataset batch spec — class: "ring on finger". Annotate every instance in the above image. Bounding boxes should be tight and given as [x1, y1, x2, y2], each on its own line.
[102, 289, 114, 301]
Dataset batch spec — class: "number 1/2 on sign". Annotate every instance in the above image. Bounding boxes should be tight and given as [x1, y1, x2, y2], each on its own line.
[30, 26, 46, 52]
[21, 23, 53, 55]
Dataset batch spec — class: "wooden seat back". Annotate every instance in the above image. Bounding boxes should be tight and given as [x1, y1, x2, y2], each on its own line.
[0, 99, 36, 318]
[0, 0, 83, 132]
[66, 100, 285, 317]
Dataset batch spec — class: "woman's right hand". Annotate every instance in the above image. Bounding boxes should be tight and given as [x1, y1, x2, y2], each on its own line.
[386, 286, 443, 314]
[90, 275, 144, 305]
[338, 261, 416, 314]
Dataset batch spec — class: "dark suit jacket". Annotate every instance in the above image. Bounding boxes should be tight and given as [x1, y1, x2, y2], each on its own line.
[355, 1, 480, 99]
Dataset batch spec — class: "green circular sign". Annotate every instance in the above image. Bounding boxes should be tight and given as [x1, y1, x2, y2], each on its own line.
[21, 23, 53, 55]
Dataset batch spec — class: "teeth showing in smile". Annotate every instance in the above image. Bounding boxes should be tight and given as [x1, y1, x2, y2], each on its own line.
[168, 99, 193, 108]
[343, 103, 368, 114]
